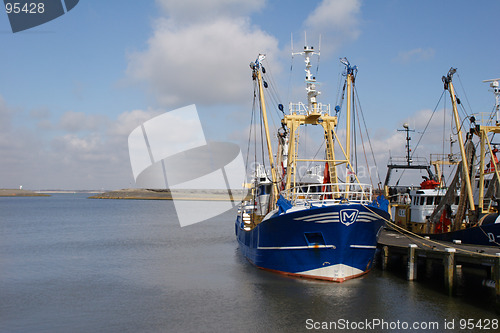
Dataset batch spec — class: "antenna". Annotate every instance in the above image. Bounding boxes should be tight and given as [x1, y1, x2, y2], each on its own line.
[483, 78, 500, 123]
[398, 123, 415, 166]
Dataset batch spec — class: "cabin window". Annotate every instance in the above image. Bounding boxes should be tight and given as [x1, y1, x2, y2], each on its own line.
[310, 186, 321, 193]
[258, 184, 271, 195]
[420, 197, 425, 205]
[435, 196, 441, 205]
[455, 196, 460, 205]
[426, 196, 433, 205]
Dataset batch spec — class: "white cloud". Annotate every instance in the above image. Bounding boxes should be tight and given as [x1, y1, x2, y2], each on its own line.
[108, 109, 162, 137]
[127, 17, 279, 108]
[395, 48, 435, 64]
[59, 111, 107, 133]
[0, 92, 168, 189]
[155, 0, 266, 24]
[127, 0, 279, 109]
[0, 96, 14, 131]
[304, 0, 361, 54]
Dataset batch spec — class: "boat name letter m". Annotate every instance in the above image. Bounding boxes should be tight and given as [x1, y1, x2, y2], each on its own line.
[340, 209, 359, 226]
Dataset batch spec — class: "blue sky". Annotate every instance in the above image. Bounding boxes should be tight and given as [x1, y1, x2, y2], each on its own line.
[0, 0, 498, 190]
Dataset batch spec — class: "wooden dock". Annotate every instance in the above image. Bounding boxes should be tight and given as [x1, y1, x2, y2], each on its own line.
[377, 228, 500, 309]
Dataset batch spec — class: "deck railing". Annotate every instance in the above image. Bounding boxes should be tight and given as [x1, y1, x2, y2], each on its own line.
[387, 156, 428, 165]
[289, 102, 330, 116]
[280, 183, 373, 205]
[474, 112, 498, 127]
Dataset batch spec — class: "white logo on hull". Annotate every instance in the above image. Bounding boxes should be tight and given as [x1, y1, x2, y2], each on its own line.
[340, 209, 359, 226]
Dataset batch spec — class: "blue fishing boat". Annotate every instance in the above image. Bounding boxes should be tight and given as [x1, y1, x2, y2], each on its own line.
[235, 47, 389, 282]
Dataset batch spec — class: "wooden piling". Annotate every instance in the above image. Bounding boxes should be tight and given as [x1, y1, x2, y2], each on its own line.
[407, 244, 417, 281]
[378, 229, 500, 303]
[382, 246, 389, 270]
[444, 248, 456, 296]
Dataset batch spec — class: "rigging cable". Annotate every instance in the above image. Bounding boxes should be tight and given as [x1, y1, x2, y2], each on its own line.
[354, 85, 381, 187]
[355, 97, 374, 188]
[456, 72, 474, 116]
[245, 81, 258, 175]
[257, 75, 280, 186]
[286, 54, 294, 111]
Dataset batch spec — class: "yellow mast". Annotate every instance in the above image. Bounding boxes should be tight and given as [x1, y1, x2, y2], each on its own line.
[253, 55, 279, 202]
[345, 71, 352, 185]
[341, 58, 356, 190]
[443, 68, 475, 211]
[476, 78, 500, 212]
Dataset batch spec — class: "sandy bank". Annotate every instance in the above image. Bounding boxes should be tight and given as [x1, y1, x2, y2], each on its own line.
[0, 189, 50, 197]
[89, 188, 249, 201]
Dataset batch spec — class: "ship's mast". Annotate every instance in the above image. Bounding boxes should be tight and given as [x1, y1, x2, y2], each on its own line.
[284, 45, 339, 192]
[251, 55, 278, 203]
[292, 45, 320, 112]
[476, 78, 500, 213]
[341, 58, 357, 185]
[398, 123, 414, 166]
[483, 78, 500, 123]
[442, 68, 475, 211]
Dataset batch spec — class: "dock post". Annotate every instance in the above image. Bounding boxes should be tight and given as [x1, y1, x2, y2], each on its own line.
[444, 248, 456, 296]
[382, 246, 389, 270]
[407, 244, 417, 281]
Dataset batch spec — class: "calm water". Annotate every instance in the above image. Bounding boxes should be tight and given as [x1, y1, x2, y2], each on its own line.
[0, 194, 498, 332]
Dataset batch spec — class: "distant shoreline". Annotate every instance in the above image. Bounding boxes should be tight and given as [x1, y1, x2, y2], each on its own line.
[89, 188, 250, 201]
[0, 188, 250, 201]
[0, 189, 50, 197]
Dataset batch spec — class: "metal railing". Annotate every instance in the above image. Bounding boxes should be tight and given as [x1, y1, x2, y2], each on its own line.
[280, 183, 373, 205]
[289, 102, 330, 116]
[387, 156, 428, 165]
[474, 112, 498, 127]
[430, 153, 460, 164]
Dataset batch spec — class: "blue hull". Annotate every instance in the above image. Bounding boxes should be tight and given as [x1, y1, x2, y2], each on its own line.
[425, 223, 500, 247]
[235, 203, 389, 282]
